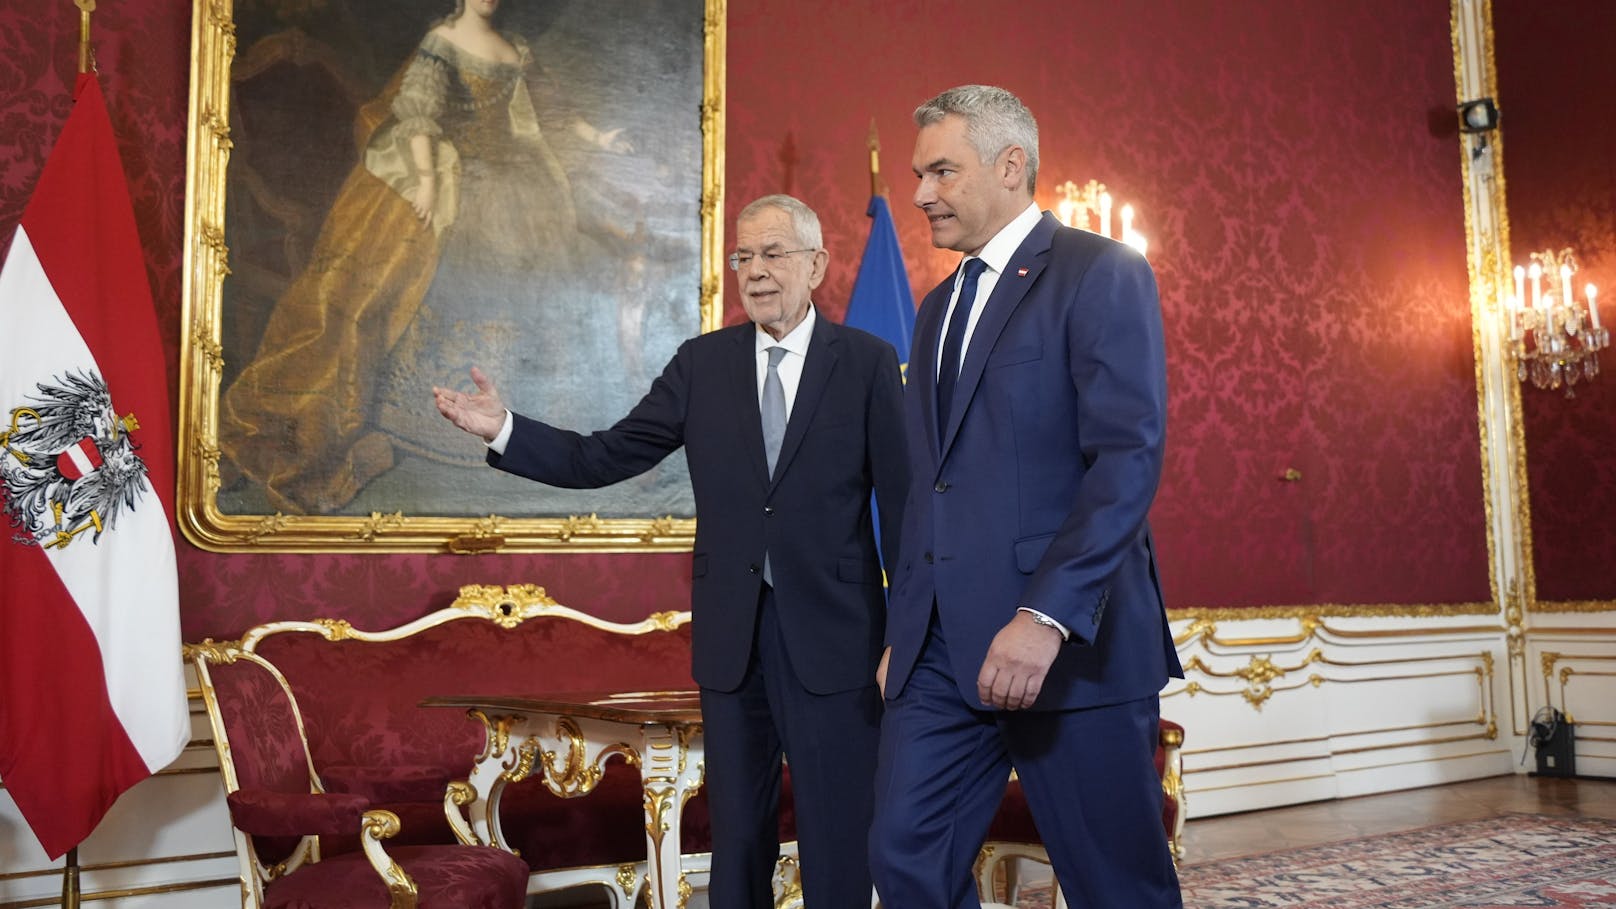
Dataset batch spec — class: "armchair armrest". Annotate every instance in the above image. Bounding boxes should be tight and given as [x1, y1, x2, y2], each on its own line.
[360, 810, 421, 909]
[226, 789, 371, 837]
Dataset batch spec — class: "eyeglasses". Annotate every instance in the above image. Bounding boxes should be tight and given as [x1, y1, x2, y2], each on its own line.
[728, 248, 817, 271]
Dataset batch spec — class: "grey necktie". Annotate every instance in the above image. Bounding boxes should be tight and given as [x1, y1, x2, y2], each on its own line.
[762, 346, 788, 476]
[761, 346, 787, 585]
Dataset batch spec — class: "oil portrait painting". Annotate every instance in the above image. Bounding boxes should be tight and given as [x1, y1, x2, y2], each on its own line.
[181, 0, 718, 551]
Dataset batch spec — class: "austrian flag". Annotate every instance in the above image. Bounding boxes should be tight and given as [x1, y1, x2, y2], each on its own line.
[0, 73, 188, 859]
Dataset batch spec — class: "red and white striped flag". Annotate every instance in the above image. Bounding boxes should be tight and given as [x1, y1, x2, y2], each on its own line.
[0, 73, 187, 860]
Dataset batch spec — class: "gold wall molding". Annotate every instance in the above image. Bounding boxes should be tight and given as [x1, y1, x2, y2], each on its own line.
[1531, 600, 1616, 614]
[1169, 602, 1496, 624]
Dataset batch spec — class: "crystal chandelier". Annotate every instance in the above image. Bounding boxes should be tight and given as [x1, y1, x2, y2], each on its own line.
[1505, 248, 1607, 395]
[1053, 179, 1148, 256]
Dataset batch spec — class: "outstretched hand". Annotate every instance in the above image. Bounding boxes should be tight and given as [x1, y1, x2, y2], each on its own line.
[433, 367, 508, 442]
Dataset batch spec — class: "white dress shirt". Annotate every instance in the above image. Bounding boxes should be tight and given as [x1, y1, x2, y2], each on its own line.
[755, 305, 816, 419]
[934, 203, 1043, 380]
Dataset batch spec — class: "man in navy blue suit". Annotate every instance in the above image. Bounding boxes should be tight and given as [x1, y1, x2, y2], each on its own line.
[869, 85, 1183, 908]
[434, 194, 907, 908]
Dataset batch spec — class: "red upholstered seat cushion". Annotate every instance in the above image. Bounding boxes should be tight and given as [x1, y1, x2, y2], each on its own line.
[262, 844, 528, 909]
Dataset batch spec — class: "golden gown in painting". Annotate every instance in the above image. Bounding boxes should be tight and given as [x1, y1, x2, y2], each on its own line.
[221, 31, 585, 514]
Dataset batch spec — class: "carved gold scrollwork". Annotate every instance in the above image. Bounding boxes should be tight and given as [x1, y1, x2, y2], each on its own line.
[467, 709, 511, 763]
[359, 810, 419, 909]
[647, 611, 684, 632]
[183, 639, 245, 664]
[503, 737, 541, 784]
[1541, 651, 1561, 681]
[540, 716, 590, 794]
[445, 780, 476, 807]
[616, 864, 640, 899]
[644, 786, 676, 854]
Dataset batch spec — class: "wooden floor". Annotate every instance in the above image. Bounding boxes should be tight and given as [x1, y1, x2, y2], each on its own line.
[1180, 773, 1616, 864]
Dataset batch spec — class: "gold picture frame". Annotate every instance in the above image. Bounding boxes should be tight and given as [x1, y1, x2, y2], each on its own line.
[179, 0, 724, 552]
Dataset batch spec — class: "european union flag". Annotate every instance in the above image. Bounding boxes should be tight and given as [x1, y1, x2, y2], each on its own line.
[843, 194, 914, 568]
[844, 195, 915, 370]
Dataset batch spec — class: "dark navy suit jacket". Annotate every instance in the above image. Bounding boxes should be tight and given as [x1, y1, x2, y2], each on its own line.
[885, 213, 1183, 710]
[491, 313, 908, 694]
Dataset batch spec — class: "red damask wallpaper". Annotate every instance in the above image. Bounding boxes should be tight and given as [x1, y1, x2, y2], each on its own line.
[724, 0, 1488, 609]
[1493, 0, 1616, 604]
[2, 0, 1524, 638]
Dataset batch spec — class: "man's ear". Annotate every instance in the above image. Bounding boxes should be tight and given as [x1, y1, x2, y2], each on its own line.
[1000, 145, 1028, 192]
[807, 248, 830, 289]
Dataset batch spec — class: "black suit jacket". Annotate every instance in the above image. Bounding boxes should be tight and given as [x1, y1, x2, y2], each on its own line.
[490, 313, 909, 694]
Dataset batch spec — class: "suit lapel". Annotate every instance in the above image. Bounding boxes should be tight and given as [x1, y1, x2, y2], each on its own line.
[940, 214, 1058, 456]
[911, 282, 950, 459]
[770, 314, 838, 488]
[732, 327, 772, 488]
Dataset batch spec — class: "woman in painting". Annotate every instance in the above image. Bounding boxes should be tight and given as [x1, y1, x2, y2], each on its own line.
[221, 0, 630, 514]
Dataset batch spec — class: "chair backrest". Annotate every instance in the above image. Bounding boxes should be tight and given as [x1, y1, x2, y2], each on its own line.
[236, 584, 694, 784]
[190, 645, 321, 875]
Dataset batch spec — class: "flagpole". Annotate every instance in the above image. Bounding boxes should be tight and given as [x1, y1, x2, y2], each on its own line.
[867, 118, 886, 198]
[64, 4, 96, 898]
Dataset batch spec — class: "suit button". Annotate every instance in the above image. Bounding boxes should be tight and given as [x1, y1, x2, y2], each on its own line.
[748, 564, 760, 574]
[924, 551, 934, 564]
[764, 506, 775, 516]
[934, 480, 949, 493]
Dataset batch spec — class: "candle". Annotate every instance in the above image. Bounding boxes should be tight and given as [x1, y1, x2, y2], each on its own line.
[1099, 192, 1113, 239]
[1514, 265, 1526, 305]
[1589, 284, 1602, 331]
[1057, 196, 1076, 229]
[1530, 263, 1543, 309]
[1560, 264, 1574, 318]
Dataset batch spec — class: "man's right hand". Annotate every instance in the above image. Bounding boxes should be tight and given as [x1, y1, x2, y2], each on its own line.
[433, 367, 507, 442]
[876, 646, 891, 698]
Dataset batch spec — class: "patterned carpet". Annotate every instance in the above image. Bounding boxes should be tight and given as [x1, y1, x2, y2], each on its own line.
[1015, 814, 1616, 908]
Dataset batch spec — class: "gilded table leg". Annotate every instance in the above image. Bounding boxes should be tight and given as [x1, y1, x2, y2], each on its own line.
[638, 723, 704, 909]
[457, 709, 538, 851]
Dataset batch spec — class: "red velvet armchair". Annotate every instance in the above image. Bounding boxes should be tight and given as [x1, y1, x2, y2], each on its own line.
[188, 585, 800, 908]
[975, 718, 1186, 906]
[188, 642, 530, 909]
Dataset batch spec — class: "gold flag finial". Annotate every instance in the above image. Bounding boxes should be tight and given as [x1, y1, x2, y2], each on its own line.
[75, 0, 97, 74]
[867, 119, 886, 198]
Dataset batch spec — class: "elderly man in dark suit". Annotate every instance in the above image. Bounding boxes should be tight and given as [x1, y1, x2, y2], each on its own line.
[869, 85, 1183, 908]
[435, 193, 907, 908]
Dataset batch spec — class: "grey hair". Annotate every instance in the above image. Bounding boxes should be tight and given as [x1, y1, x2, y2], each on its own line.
[737, 194, 824, 249]
[914, 85, 1039, 195]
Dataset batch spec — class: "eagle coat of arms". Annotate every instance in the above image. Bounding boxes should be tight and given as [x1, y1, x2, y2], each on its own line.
[1, 370, 150, 549]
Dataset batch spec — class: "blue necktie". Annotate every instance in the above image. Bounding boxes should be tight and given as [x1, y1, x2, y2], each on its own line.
[937, 257, 988, 443]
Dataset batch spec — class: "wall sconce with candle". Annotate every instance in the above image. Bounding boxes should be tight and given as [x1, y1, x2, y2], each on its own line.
[1505, 248, 1607, 395]
[1053, 179, 1149, 256]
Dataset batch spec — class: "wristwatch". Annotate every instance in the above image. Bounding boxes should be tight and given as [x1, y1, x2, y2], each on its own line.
[1018, 607, 1070, 641]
